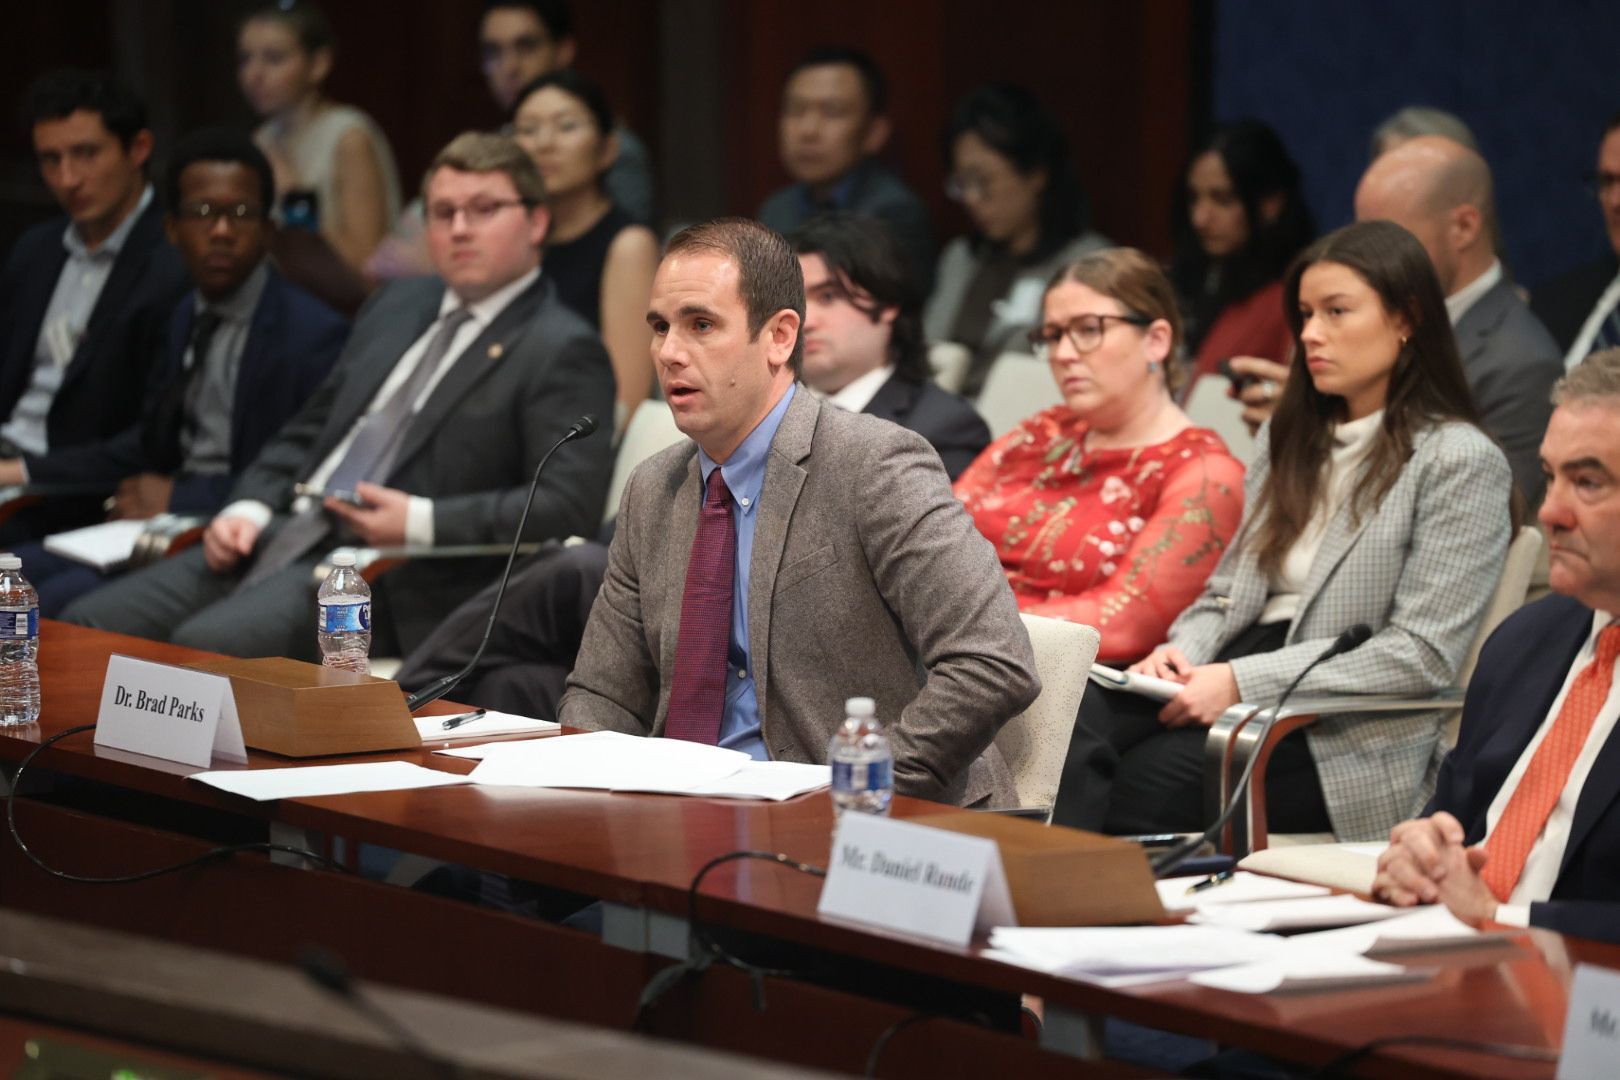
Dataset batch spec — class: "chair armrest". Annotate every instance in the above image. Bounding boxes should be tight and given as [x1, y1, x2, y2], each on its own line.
[314, 543, 550, 586]
[1205, 690, 1466, 857]
[132, 514, 209, 566]
[0, 481, 121, 530]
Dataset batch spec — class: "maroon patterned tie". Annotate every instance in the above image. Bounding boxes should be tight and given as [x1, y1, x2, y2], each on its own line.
[663, 468, 736, 744]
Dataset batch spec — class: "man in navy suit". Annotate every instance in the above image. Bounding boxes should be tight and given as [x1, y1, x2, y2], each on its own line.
[1374, 347, 1620, 943]
[0, 70, 188, 493]
[10, 128, 348, 614]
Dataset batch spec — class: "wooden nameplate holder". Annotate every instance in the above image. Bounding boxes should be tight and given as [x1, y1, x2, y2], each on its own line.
[185, 656, 421, 757]
[911, 811, 1166, 926]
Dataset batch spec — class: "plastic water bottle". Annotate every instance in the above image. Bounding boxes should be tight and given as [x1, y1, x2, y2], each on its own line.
[828, 696, 893, 817]
[0, 553, 40, 725]
[316, 552, 371, 673]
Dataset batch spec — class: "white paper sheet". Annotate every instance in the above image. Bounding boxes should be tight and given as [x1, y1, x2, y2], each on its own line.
[1156, 871, 1332, 912]
[412, 709, 559, 742]
[1290, 904, 1508, 955]
[1189, 893, 1403, 932]
[1187, 950, 1428, 994]
[1088, 663, 1183, 701]
[466, 729, 749, 790]
[676, 761, 830, 801]
[189, 761, 472, 801]
[43, 519, 147, 570]
[1239, 841, 1387, 894]
[987, 924, 1288, 982]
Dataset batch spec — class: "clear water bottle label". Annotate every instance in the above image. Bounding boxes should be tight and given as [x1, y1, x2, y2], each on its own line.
[0, 606, 37, 640]
[319, 601, 371, 634]
[832, 758, 892, 793]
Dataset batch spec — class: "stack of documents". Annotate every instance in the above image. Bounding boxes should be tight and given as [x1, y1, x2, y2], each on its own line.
[412, 710, 559, 742]
[1238, 841, 1387, 894]
[1188, 893, 1405, 932]
[1291, 904, 1509, 956]
[457, 730, 831, 801]
[189, 761, 472, 801]
[1155, 870, 1329, 914]
[986, 925, 1289, 988]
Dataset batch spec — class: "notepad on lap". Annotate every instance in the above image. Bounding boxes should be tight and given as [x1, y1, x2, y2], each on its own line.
[43, 519, 148, 571]
[1088, 664, 1183, 701]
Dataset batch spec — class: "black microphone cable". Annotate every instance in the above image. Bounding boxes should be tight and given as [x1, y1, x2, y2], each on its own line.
[405, 414, 599, 712]
[1152, 623, 1373, 876]
[6, 723, 347, 883]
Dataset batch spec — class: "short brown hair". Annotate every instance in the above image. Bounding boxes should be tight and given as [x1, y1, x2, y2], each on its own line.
[1554, 347, 1620, 406]
[1046, 247, 1185, 394]
[665, 217, 805, 375]
[421, 131, 547, 206]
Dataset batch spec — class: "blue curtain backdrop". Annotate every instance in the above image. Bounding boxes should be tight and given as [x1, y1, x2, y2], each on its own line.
[1211, 0, 1620, 286]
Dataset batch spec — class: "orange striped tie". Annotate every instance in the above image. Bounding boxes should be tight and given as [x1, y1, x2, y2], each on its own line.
[1481, 623, 1620, 902]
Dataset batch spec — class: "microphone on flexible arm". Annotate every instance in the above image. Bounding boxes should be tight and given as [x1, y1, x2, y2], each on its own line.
[1151, 622, 1374, 877]
[403, 414, 598, 712]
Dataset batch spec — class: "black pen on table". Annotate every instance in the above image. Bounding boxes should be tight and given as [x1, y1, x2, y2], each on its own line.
[1186, 869, 1236, 895]
[440, 708, 487, 731]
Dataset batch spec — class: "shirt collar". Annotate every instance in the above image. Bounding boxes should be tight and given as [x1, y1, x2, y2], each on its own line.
[442, 265, 541, 327]
[823, 363, 894, 414]
[797, 159, 870, 214]
[195, 261, 270, 322]
[697, 382, 797, 516]
[63, 183, 153, 260]
[1333, 408, 1383, 450]
[1445, 259, 1503, 325]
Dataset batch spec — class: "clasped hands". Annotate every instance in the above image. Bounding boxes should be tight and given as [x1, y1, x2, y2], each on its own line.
[1371, 811, 1500, 926]
[202, 481, 410, 573]
[1129, 645, 1241, 727]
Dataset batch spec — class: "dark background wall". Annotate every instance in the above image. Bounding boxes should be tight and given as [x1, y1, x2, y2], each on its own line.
[1212, 0, 1620, 287]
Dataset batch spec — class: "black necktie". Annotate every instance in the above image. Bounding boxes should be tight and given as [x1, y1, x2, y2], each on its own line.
[144, 309, 221, 473]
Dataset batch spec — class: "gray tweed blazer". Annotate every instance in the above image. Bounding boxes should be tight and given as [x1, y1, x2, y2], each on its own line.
[560, 388, 1039, 807]
[1169, 420, 1514, 840]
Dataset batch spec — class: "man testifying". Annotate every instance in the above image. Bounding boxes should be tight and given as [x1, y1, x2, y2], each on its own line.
[1374, 348, 1620, 943]
[65, 132, 614, 661]
[559, 218, 1035, 806]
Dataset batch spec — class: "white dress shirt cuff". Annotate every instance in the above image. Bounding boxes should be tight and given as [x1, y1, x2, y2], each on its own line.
[217, 499, 274, 530]
[1492, 903, 1530, 928]
[405, 496, 435, 547]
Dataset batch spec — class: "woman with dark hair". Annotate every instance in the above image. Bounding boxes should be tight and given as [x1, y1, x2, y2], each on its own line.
[1056, 220, 1514, 842]
[924, 83, 1109, 397]
[1170, 120, 1314, 386]
[954, 248, 1244, 662]
[511, 69, 658, 429]
[238, 1, 400, 273]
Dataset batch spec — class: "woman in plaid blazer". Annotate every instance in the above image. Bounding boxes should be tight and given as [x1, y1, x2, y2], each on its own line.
[1056, 221, 1514, 841]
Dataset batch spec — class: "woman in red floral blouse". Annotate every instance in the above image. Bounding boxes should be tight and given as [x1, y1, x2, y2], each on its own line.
[954, 248, 1246, 663]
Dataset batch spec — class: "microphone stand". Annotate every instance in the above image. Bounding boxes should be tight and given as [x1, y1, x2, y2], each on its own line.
[404, 415, 598, 712]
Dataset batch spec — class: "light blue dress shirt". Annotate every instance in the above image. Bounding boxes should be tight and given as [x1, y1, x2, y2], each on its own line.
[694, 383, 797, 760]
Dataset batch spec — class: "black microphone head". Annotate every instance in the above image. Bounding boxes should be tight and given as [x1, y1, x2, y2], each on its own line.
[298, 945, 354, 996]
[570, 414, 599, 439]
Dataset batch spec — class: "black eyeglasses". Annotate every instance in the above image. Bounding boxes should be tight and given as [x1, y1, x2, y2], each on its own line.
[1027, 313, 1153, 357]
[175, 201, 265, 225]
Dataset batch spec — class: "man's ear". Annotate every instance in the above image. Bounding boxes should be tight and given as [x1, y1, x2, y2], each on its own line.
[127, 128, 155, 173]
[768, 308, 802, 371]
[1451, 203, 1485, 254]
[875, 303, 899, 329]
[527, 205, 552, 249]
[861, 115, 892, 157]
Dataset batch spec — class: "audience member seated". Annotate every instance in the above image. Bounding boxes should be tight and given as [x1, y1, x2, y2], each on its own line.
[757, 46, 934, 291]
[1170, 121, 1314, 385]
[1353, 136, 1563, 507]
[511, 70, 657, 428]
[368, 0, 655, 281]
[1368, 104, 1478, 159]
[923, 83, 1110, 398]
[1055, 221, 1514, 841]
[9, 128, 349, 615]
[561, 217, 1035, 806]
[953, 248, 1244, 665]
[1373, 348, 1620, 945]
[0, 70, 189, 540]
[1532, 109, 1620, 367]
[395, 212, 991, 717]
[61, 133, 614, 662]
[239, 1, 401, 274]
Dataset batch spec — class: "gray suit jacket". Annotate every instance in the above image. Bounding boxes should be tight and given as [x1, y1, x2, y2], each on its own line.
[1169, 421, 1513, 840]
[560, 389, 1039, 806]
[1453, 280, 1562, 507]
[230, 273, 615, 652]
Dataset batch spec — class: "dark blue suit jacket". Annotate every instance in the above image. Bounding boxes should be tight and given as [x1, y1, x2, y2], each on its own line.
[1427, 592, 1620, 943]
[0, 199, 189, 454]
[26, 267, 348, 514]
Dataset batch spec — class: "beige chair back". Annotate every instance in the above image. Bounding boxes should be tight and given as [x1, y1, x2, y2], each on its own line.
[1443, 525, 1543, 745]
[975, 352, 1063, 438]
[604, 401, 686, 525]
[930, 342, 972, 395]
[1182, 374, 1257, 464]
[995, 614, 1099, 820]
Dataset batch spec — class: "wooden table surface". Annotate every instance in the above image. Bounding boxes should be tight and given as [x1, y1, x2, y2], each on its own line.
[4, 620, 1610, 1078]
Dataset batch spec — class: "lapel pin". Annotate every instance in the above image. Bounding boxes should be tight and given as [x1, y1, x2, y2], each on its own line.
[488, 343, 504, 359]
